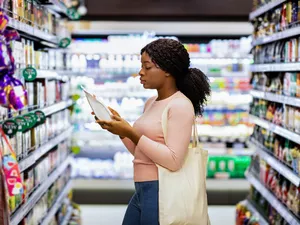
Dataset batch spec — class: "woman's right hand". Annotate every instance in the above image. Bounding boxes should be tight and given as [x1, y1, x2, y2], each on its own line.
[107, 107, 125, 139]
[108, 107, 121, 118]
[92, 107, 125, 139]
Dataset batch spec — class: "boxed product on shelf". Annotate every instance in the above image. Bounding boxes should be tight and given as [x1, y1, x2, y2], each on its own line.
[5, 0, 59, 35]
[250, 98, 300, 134]
[249, 154, 300, 218]
[252, 1, 300, 40]
[251, 72, 300, 97]
[7, 139, 70, 214]
[25, 78, 70, 109]
[235, 201, 260, 225]
[247, 186, 289, 225]
[252, 125, 300, 175]
[1, 108, 71, 162]
[22, 166, 71, 225]
[12, 37, 69, 71]
[252, 36, 300, 64]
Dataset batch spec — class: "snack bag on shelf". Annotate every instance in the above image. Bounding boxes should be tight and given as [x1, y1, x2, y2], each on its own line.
[0, 11, 27, 111]
[0, 127, 24, 210]
[0, 154, 9, 225]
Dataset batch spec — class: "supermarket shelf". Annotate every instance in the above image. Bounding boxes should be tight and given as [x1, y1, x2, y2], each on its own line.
[43, 100, 73, 116]
[10, 156, 72, 225]
[73, 178, 250, 192]
[19, 127, 73, 172]
[250, 138, 300, 186]
[250, 90, 300, 107]
[61, 206, 73, 225]
[252, 26, 300, 46]
[40, 180, 72, 225]
[15, 69, 69, 81]
[249, 0, 286, 20]
[249, 115, 300, 145]
[243, 200, 269, 225]
[246, 172, 300, 225]
[35, 70, 68, 81]
[251, 63, 300, 72]
[7, 16, 58, 45]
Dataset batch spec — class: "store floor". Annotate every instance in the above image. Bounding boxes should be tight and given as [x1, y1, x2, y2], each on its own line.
[80, 205, 235, 225]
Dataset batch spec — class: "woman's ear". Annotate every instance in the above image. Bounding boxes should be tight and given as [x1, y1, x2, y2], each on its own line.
[165, 72, 171, 77]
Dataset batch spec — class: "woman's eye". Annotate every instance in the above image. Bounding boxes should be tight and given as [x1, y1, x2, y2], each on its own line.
[145, 67, 151, 70]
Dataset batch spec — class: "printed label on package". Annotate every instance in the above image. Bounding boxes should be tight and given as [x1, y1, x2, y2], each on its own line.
[23, 66, 37, 82]
[35, 110, 46, 125]
[2, 120, 18, 136]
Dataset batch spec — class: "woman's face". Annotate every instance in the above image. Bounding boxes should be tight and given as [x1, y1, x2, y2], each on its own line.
[139, 52, 167, 90]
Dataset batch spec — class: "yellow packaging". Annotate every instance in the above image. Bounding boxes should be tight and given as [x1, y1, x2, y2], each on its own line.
[17, 0, 24, 21]
[9, 196, 16, 213]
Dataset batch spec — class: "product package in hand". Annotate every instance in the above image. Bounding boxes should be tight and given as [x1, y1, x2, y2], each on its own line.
[81, 85, 112, 121]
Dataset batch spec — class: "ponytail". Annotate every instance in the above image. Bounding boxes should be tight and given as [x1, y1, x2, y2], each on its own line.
[177, 68, 211, 116]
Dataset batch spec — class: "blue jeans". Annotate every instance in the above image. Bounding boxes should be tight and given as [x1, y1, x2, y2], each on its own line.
[122, 180, 159, 225]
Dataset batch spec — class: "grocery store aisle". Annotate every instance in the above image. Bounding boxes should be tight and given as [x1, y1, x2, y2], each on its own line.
[80, 205, 235, 225]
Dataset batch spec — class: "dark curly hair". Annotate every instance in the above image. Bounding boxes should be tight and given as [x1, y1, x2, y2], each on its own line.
[141, 38, 211, 116]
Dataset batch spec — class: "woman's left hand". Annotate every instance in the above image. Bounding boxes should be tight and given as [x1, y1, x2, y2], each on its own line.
[95, 115, 134, 138]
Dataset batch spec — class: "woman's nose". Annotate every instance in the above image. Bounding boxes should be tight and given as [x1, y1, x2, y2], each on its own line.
[139, 69, 144, 76]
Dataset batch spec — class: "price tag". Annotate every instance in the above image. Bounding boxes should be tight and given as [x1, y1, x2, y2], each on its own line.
[67, 7, 80, 20]
[2, 120, 18, 136]
[15, 116, 27, 132]
[23, 113, 37, 129]
[34, 110, 46, 125]
[59, 37, 71, 48]
[23, 66, 37, 81]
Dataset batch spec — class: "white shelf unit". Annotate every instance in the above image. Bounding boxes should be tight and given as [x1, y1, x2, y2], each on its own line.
[246, 172, 300, 225]
[251, 63, 300, 72]
[243, 200, 269, 225]
[250, 90, 300, 107]
[250, 138, 300, 186]
[252, 26, 300, 46]
[249, 115, 300, 145]
[249, 0, 286, 20]
[10, 157, 72, 225]
[40, 181, 73, 225]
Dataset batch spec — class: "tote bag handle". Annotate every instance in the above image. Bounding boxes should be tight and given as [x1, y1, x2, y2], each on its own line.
[192, 120, 199, 148]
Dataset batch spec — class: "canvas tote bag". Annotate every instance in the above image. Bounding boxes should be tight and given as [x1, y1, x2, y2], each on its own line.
[158, 102, 210, 225]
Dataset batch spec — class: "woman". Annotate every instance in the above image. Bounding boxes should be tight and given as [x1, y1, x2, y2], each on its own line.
[95, 38, 211, 225]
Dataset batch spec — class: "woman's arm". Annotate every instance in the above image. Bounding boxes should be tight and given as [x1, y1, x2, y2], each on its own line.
[136, 99, 194, 171]
[120, 137, 136, 155]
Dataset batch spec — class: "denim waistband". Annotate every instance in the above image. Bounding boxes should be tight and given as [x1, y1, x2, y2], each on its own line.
[134, 180, 159, 193]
